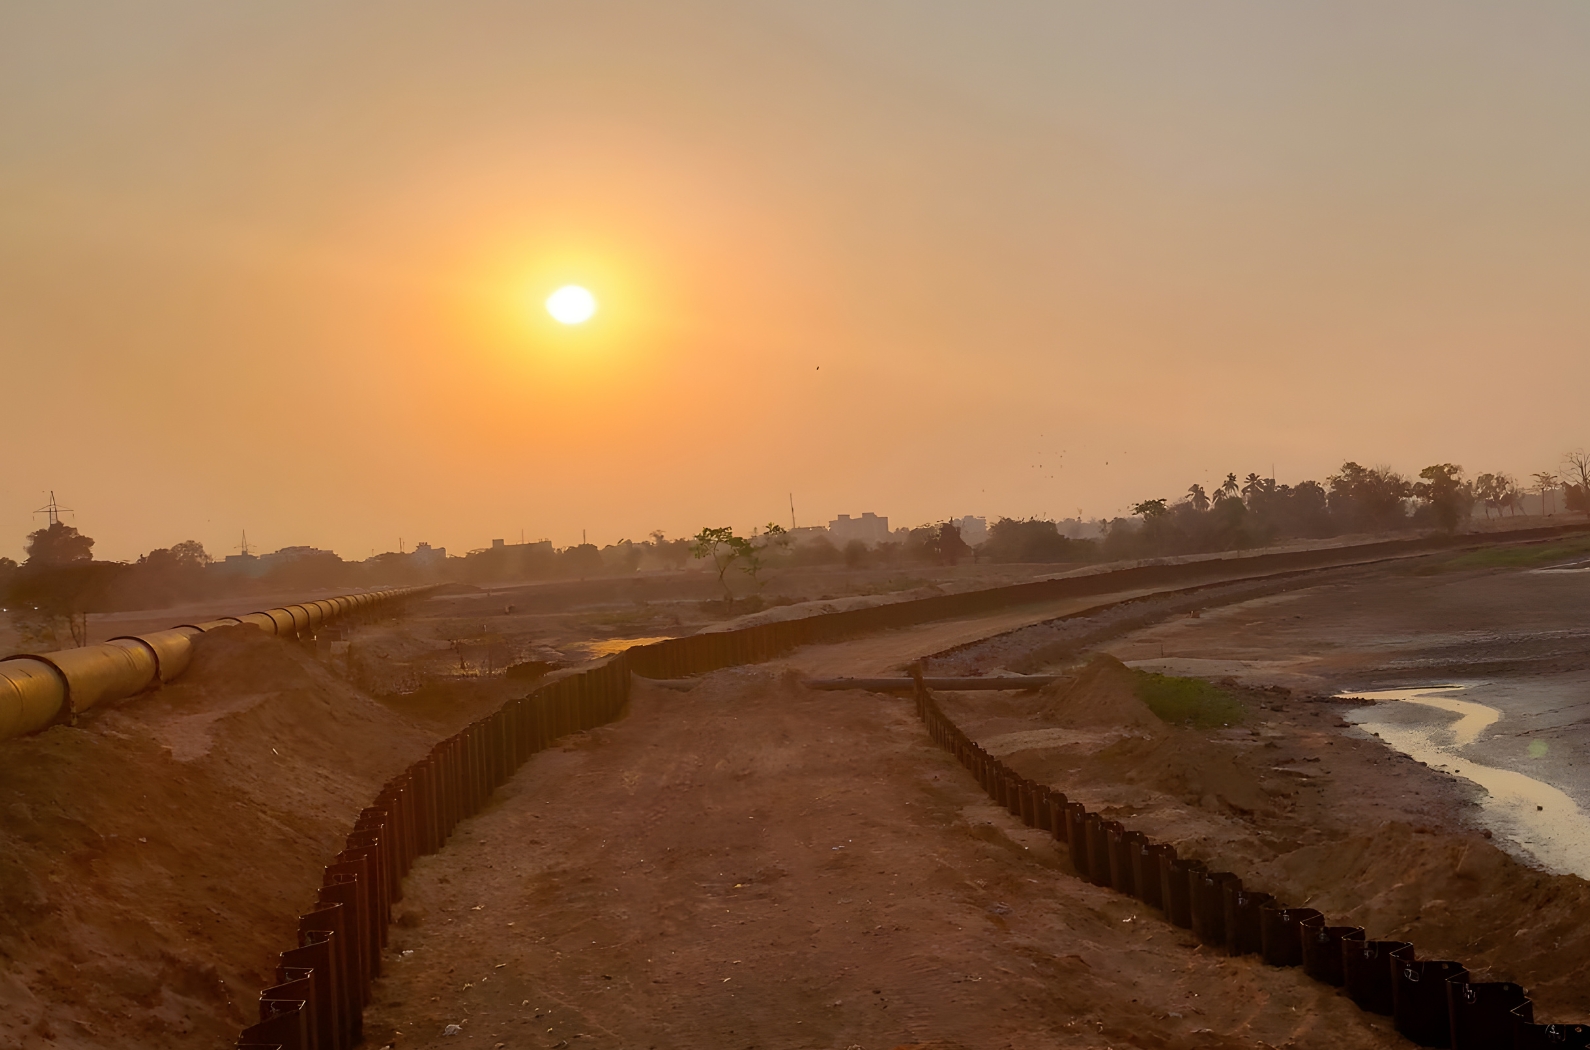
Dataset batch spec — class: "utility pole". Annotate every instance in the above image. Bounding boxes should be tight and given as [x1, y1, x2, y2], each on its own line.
[789, 492, 796, 530]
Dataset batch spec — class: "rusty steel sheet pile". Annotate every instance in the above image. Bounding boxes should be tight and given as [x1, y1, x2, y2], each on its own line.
[0, 585, 432, 741]
[233, 656, 630, 1049]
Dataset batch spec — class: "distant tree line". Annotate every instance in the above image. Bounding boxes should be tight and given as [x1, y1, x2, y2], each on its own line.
[0, 525, 711, 648]
[7, 451, 1588, 644]
[1095, 453, 1590, 561]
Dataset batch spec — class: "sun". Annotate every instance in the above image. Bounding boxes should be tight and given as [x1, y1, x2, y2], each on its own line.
[546, 285, 597, 325]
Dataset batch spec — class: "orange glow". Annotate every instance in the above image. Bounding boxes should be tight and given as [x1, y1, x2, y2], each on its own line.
[5, 7, 1589, 559]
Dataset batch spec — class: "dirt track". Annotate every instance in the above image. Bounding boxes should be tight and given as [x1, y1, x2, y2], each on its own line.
[361, 673, 1402, 1050]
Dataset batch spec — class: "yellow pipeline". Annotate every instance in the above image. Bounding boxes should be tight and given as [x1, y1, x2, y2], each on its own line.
[0, 586, 433, 742]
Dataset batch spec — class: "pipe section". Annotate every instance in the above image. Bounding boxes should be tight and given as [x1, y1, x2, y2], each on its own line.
[0, 586, 433, 742]
[0, 658, 69, 739]
[112, 627, 202, 682]
[31, 641, 159, 714]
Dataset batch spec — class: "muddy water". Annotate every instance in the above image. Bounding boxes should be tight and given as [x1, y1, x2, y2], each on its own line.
[1343, 685, 1590, 878]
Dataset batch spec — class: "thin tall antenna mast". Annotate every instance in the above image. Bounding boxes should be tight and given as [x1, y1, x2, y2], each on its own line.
[239, 530, 252, 556]
[789, 492, 796, 530]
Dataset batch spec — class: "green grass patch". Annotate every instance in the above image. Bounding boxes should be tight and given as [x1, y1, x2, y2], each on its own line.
[1131, 670, 1247, 729]
[1439, 536, 1590, 572]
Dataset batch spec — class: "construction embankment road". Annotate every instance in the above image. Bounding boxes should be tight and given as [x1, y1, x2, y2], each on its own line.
[361, 567, 1468, 1050]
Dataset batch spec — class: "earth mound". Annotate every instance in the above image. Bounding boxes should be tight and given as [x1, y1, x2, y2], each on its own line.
[0, 626, 504, 1050]
[1036, 653, 1167, 735]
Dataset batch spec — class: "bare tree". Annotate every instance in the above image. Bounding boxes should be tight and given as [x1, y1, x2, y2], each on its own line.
[1563, 451, 1590, 514]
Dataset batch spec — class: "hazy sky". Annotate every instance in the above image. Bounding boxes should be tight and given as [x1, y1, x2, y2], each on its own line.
[4, 2, 1588, 561]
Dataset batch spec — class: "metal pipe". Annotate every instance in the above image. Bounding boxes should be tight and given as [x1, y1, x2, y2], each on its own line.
[806, 675, 1070, 691]
[236, 612, 280, 634]
[0, 658, 69, 739]
[19, 640, 159, 715]
[182, 616, 243, 632]
[283, 605, 314, 637]
[111, 627, 202, 682]
[0, 585, 436, 742]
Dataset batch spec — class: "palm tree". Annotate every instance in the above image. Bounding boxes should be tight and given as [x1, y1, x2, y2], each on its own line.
[1241, 472, 1263, 499]
[1186, 483, 1210, 512]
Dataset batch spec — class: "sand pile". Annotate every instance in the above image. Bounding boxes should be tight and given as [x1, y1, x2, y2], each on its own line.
[1251, 819, 1590, 1011]
[0, 627, 506, 1050]
[1036, 653, 1166, 735]
[1030, 654, 1274, 816]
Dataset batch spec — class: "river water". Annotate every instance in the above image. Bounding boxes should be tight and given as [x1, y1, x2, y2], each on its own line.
[1343, 685, 1590, 879]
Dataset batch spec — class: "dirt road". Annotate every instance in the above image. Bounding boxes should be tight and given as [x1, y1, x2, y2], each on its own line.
[363, 673, 1399, 1050]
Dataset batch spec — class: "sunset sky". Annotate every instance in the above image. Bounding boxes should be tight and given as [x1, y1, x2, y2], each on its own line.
[4, 2, 1589, 562]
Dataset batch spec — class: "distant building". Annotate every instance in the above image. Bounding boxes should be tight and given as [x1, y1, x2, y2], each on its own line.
[952, 516, 988, 546]
[219, 551, 265, 577]
[1056, 517, 1104, 540]
[258, 546, 335, 571]
[829, 512, 891, 547]
[786, 526, 831, 545]
[470, 538, 553, 562]
[410, 542, 447, 566]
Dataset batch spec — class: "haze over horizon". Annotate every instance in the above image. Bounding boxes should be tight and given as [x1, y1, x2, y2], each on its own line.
[4, 2, 1589, 563]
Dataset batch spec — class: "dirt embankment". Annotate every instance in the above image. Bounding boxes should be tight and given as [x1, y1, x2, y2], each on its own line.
[365, 671, 1423, 1050]
[0, 627, 508, 1050]
[942, 655, 1590, 1019]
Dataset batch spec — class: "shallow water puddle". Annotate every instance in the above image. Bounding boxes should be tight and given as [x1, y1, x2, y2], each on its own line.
[1341, 685, 1590, 879]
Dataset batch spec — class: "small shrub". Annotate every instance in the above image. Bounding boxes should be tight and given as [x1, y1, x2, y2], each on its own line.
[1131, 670, 1246, 728]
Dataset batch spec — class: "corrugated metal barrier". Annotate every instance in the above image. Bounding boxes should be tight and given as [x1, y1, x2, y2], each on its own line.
[234, 655, 631, 1050]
